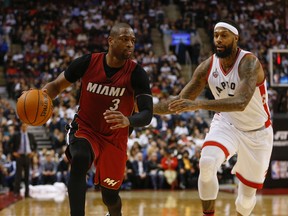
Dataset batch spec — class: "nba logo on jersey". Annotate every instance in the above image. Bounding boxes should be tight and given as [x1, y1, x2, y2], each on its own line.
[213, 69, 219, 78]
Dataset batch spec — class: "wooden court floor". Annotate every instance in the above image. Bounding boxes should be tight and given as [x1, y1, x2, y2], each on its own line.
[0, 190, 288, 216]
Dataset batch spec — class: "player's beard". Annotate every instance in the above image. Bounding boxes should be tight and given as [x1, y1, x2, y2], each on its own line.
[214, 43, 233, 58]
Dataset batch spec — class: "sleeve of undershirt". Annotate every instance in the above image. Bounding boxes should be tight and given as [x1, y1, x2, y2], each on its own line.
[64, 54, 92, 83]
[128, 64, 153, 127]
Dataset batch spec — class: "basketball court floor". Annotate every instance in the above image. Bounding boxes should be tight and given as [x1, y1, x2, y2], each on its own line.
[0, 189, 288, 216]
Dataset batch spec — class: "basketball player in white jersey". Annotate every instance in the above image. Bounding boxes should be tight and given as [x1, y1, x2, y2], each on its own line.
[154, 19, 273, 216]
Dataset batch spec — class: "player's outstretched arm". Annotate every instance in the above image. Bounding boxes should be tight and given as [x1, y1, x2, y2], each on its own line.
[153, 96, 180, 115]
[179, 58, 211, 100]
[154, 57, 210, 115]
[169, 55, 261, 113]
[42, 54, 91, 99]
[42, 72, 72, 99]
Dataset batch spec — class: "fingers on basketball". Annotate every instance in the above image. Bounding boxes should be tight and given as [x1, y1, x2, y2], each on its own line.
[16, 89, 53, 126]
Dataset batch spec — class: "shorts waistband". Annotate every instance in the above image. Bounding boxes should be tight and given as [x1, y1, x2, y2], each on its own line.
[244, 119, 271, 132]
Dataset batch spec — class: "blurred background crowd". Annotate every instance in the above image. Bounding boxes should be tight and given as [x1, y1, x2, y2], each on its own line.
[0, 0, 287, 193]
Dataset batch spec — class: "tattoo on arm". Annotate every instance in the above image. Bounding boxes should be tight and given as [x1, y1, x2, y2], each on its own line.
[239, 56, 259, 91]
[153, 96, 180, 115]
[180, 59, 210, 100]
[237, 55, 259, 104]
[153, 58, 211, 115]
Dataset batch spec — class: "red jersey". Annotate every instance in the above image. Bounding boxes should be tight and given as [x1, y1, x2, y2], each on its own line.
[64, 52, 152, 189]
[75, 53, 137, 151]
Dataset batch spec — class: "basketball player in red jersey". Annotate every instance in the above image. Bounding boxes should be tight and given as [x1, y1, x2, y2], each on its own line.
[154, 20, 273, 216]
[42, 23, 153, 216]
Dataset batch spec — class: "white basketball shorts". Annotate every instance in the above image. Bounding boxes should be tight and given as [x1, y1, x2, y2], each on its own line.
[202, 114, 273, 189]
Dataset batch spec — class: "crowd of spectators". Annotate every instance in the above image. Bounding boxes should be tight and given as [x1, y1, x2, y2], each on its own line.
[1, 0, 286, 193]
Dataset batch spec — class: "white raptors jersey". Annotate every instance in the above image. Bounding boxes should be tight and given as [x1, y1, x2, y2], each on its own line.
[207, 48, 271, 131]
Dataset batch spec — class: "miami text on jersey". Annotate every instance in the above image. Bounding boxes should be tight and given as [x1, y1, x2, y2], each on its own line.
[87, 82, 126, 97]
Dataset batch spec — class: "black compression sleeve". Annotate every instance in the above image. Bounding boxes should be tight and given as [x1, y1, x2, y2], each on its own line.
[128, 95, 153, 127]
[128, 65, 153, 127]
[64, 54, 92, 83]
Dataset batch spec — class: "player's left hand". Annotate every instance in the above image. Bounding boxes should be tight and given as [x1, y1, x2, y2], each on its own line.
[168, 99, 199, 113]
[103, 110, 130, 129]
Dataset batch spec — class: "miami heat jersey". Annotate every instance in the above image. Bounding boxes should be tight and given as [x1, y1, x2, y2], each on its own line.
[75, 53, 136, 149]
[207, 49, 271, 131]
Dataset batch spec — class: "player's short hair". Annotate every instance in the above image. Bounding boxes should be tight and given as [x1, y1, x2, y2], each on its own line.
[109, 23, 132, 37]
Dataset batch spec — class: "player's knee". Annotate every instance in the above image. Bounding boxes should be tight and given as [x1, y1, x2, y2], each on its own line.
[102, 195, 119, 207]
[71, 152, 91, 171]
[199, 156, 217, 183]
[102, 189, 120, 207]
[235, 194, 256, 216]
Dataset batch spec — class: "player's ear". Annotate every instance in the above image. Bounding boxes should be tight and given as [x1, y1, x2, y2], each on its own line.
[235, 35, 239, 43]
[108, 36, 114, 46]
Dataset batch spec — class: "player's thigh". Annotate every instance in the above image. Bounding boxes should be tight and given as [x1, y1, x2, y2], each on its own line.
[203, 118, 239, 159]
[97, 143, 127, 190]
[66, 138, 94, 165]
[233, 126, 273, 185]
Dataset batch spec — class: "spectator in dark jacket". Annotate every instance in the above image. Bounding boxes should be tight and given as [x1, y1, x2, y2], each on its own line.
[147, 151, 164, 190]
[9, 122, 37, 197]
[132, 152, 149, 189]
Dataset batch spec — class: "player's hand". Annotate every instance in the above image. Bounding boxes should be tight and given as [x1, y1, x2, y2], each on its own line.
[168, 99, 199, 113]
[103, 110, 130, 129]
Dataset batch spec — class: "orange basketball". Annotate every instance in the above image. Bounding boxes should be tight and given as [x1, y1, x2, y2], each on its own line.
[16, 89, 53, 126]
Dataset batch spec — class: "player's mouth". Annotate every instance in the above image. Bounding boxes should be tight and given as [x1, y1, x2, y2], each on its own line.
[216, 46, 225, 51]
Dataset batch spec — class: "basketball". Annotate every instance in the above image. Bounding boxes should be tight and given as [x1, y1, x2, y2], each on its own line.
[16, 89, 53, 126]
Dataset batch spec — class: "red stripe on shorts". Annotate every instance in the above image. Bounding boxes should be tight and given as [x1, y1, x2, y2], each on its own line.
[202, 141, 229, 158]
[236, 172, 263, 189]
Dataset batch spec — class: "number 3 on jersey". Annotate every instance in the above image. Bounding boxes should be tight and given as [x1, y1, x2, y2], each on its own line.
[110, 98, 120, 111]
